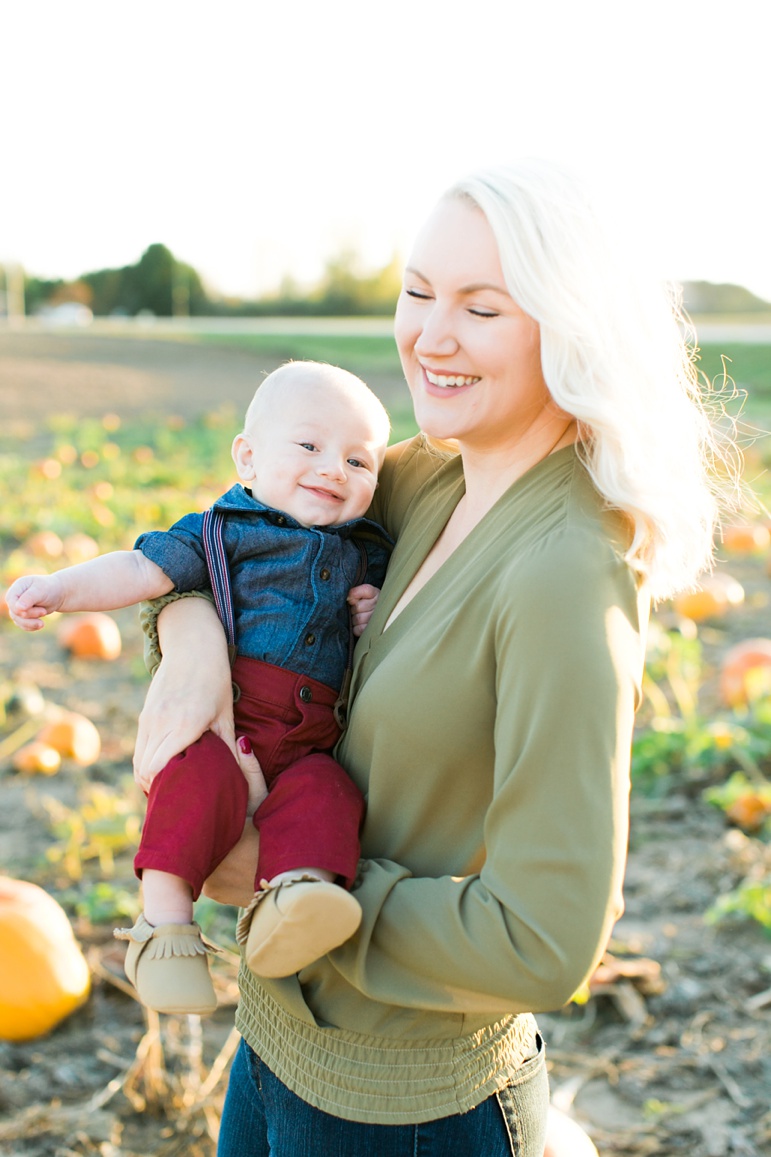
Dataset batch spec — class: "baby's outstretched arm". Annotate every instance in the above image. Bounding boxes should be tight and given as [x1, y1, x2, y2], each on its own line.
[6, 551, 174, 631]
[348, 583, 380, 637]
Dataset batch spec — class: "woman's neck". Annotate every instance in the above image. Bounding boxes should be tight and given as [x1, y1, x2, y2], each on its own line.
[457, 415, 577, 519]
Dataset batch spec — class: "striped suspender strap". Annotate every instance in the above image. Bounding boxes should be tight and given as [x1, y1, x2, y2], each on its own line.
[202, 508, 237, 651]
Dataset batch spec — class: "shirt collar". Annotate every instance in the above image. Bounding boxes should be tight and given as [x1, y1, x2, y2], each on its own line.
[211, 484, 392, 544]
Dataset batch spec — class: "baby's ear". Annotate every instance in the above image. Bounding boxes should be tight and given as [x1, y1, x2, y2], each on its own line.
[232, 433, 256, 480]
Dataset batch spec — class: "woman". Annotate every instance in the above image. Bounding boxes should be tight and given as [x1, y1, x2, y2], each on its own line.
[135, 161, 725, 1155]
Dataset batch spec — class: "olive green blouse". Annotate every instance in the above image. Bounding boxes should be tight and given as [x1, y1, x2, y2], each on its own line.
[144, 434, 649, 1124]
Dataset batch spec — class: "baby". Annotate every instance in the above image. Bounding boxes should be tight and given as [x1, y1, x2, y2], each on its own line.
[7, 361, 392, 1016]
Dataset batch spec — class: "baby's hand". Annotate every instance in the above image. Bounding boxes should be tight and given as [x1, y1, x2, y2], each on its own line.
[348, 583, 380, 637]
[5, 574, 65, 631]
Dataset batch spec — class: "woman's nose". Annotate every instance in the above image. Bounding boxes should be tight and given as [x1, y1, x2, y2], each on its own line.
[413, 304, 459, 358]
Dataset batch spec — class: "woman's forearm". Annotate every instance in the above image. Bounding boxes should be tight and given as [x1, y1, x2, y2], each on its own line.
[134, 594, 235, 788]
[156, 592, 228, 663]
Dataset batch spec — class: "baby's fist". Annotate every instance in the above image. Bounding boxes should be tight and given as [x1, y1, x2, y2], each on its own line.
[5, 574, 61, 630]
[348, 583, 380, 637]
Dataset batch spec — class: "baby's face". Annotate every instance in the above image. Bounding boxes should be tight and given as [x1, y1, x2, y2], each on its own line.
[233, 387, 386, 527]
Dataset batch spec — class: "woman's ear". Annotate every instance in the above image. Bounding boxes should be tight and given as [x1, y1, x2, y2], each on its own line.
[232, 433, 256, 481]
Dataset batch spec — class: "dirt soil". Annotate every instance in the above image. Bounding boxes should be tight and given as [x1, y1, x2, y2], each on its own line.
[1, 331, 770, 1156]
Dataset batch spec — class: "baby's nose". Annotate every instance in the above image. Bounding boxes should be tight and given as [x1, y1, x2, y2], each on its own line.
[317, 457, 346, 481]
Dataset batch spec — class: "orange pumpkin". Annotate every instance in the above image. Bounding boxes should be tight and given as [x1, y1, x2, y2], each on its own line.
[719, 638, 771, 708]
[725, 793, 771, 833]
[12, 741, 62, 776]
[62, 533, 100, 564]
[24, 530, 64, 559]
[38, 711, 101, 766]
[33, 458, 62, 481]
[57, 612, 122, 660]
[0, 877, 90, 1041]
[673, 573, 744, 622]
[721, 523, 771, 555]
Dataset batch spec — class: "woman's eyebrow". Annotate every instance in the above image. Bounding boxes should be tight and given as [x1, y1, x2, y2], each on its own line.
[458, 282, 510, 296]
[404, 267, 509, 296]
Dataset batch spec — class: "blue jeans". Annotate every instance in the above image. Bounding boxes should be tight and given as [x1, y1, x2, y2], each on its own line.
[218, 1035, 548, 1156]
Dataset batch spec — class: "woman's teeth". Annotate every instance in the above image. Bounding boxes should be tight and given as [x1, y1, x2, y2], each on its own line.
[425, 370, 480, 388]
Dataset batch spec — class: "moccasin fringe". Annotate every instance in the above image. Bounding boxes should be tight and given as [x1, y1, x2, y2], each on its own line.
[115, 914, 218, 958]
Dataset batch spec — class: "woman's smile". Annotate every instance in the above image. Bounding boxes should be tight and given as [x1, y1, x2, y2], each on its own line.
[422, 367, 482, 390]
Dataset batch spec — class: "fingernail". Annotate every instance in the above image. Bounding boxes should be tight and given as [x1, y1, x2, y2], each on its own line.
[238, 736, 252, 754]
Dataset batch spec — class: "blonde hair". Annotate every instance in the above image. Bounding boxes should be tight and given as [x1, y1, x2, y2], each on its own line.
[446, 161, 737, 600]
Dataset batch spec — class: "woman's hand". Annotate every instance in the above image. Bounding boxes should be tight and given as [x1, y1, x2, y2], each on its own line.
[134, 597, 235, 791]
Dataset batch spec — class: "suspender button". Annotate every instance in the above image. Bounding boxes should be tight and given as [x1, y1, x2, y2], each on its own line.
[299, 686, 313, 703]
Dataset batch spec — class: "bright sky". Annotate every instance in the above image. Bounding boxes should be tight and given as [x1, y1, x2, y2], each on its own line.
[4, 0, 771, 302]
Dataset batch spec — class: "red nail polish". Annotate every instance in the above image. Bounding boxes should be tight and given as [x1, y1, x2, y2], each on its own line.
[238, 736, 252, 754]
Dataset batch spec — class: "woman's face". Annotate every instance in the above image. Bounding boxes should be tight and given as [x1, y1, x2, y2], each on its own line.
[394, 196, 551, 453]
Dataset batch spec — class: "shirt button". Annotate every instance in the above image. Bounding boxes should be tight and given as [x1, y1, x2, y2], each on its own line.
[320, 568, 331, 581]
[305, 633, 316, 646]
[276, 515, 286, 526]
[299, 685, 313, 703]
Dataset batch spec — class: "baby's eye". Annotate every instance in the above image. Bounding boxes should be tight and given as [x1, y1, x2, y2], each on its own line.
[347, 458, 369, 469]
[299, 442, 317, 452]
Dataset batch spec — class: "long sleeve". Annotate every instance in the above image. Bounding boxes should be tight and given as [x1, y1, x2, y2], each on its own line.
[326, 526, 646, 1016]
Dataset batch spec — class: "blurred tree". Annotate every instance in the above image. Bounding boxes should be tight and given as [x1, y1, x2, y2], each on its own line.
[310, 249, 365, 314]
[25, 247, 210, 317]
[361, 251, 402, 313]
[49, 280, 93, 306]
[24, 275, 65, 315]
[83, 245, 209, 316]
[308, 248, 401, 315]
[681, 280, 771, 315]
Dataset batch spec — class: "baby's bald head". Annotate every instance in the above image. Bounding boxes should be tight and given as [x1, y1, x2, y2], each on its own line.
[244, 361, 390, 452]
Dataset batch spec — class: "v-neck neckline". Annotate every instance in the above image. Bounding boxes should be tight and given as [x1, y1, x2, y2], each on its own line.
[376, 443, 577, 639]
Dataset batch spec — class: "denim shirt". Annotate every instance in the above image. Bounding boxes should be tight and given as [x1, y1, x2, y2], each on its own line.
[135, 484, 392, 690]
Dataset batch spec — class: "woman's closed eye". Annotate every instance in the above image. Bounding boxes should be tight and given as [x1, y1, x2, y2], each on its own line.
[404, 288, 432, 301]
[468, 307, 499, 318]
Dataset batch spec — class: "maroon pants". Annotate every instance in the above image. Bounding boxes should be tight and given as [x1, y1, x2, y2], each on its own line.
[134, 656, 365, 899]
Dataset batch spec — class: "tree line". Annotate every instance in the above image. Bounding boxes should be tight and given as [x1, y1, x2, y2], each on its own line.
[17, 247, 771, 320]
[22, 244, 402, 318]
